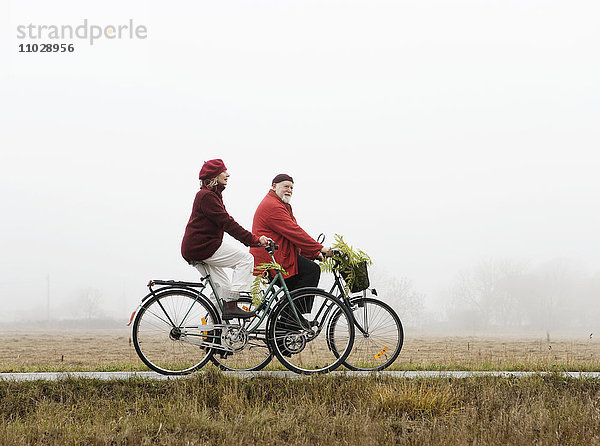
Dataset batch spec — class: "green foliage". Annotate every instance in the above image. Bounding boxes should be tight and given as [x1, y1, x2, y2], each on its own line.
[320, 234, 372, 295]
[250, 262, 287, 306]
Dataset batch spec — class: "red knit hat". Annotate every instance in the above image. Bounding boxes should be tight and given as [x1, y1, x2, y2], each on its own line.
[199, 159, 227, 180]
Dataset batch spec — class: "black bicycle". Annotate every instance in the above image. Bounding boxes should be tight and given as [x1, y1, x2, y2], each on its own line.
[319, 238, 404, 371]
[129, 242, 355, 375]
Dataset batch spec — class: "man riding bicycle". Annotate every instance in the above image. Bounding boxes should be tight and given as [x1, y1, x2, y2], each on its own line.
[250, 173, 332, 313]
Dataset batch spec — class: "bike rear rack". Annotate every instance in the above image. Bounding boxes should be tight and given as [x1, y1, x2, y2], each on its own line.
[148, 279, 206, 288]
[129, 279, 212, 326]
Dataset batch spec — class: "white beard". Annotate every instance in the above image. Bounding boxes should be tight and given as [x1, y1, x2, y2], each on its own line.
[281, 195, 291, 204]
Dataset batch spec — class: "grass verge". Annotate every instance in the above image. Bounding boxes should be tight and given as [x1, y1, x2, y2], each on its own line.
[2, 370, 600, 445]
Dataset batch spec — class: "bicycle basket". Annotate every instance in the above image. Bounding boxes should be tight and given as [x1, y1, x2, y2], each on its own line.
[341, 261, 370, 293]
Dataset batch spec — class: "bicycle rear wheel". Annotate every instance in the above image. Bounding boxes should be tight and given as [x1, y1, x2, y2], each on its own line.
[330, 296, 403, 371]
[210, 296, 273, 371]
[132, 290, 219, 375]
[268, 288, 354, 374]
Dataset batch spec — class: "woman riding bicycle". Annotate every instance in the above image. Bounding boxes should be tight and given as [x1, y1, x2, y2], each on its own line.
[181, 159, 269, 320]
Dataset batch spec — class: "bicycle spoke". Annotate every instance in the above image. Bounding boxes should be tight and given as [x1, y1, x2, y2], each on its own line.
[133, 291, 218, 375]
[270, 289, 354, 374]
[210, 296, 272, 372]
[340, 297, 403, 371]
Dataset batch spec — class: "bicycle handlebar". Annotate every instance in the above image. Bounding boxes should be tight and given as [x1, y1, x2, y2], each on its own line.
[265, 240, 279, 254]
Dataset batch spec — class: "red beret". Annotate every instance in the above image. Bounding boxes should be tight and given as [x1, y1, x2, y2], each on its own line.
[199, 159, 227, 180]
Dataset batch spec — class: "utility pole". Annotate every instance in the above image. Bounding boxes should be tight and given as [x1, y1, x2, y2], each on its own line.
[46, 274, 50, 321]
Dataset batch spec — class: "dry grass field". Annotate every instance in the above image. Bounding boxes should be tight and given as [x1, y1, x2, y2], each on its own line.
[1, 328, 599, 372]
[402, 332, 600, 371]
[2, 329, 600, 445]
[0, 328, 139, 373]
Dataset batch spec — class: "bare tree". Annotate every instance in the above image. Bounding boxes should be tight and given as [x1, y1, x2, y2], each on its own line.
[445, 257, 600, 332]
[531, 259, 582, 331]
[447, 259, 527, 330]
[74, 287, 104, 320]
[369, 267, 425, 328]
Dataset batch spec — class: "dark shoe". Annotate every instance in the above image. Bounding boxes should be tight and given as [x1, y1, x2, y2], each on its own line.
[222, 301, 256, 320]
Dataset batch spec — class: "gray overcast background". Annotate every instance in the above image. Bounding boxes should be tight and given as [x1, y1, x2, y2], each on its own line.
[1, 0, 599, 323]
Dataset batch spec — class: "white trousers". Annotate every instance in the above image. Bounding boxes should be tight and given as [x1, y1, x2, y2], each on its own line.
[194, 242, 254, 302]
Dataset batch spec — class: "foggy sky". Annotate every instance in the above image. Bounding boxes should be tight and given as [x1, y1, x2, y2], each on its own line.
[1, 0, 599, 322]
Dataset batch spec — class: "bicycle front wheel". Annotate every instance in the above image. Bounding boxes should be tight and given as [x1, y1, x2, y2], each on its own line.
[132, 290, 219, 375]
[268, 288, 354, 374]
[331, 297, 403, 371]
[210, 296, 273, 371]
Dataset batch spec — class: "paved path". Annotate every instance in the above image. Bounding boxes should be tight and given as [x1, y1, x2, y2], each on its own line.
[2, 371, 600, 381]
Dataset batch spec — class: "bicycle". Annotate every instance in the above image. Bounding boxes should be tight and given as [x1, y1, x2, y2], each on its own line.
[129, 242, 355, 375]
[318, 236, 404, 371]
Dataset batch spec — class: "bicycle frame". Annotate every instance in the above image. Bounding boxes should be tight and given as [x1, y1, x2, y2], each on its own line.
[130, 247, 313, 351]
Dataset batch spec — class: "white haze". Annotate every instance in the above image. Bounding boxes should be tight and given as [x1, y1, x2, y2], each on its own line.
[1, 0, 599, 332]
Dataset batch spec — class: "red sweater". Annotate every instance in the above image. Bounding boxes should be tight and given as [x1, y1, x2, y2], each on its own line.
[250, 190, 323, 277]
[181, 185, 259, 262]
